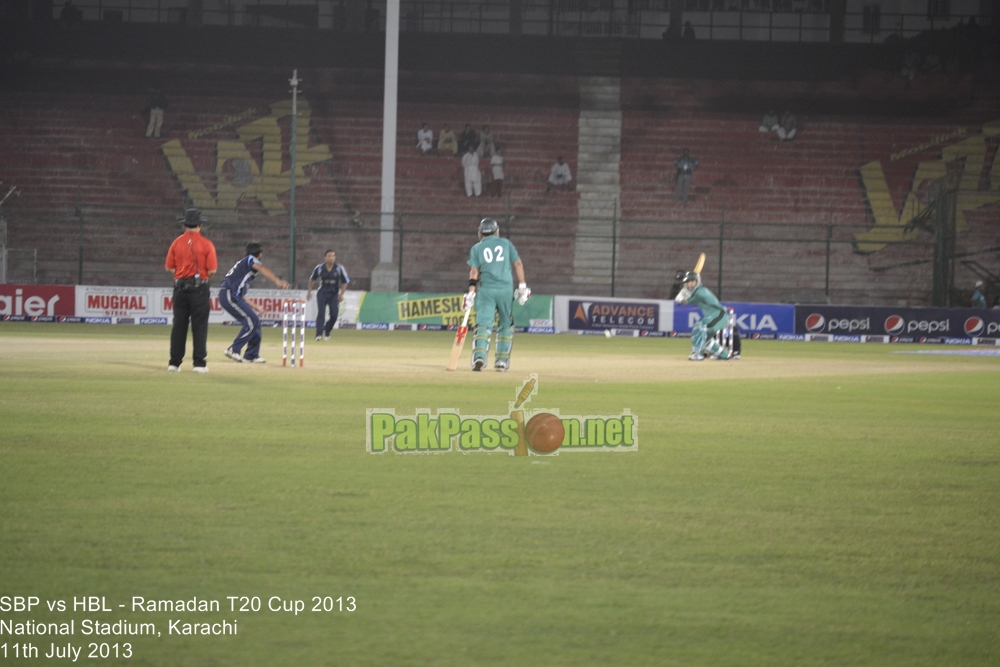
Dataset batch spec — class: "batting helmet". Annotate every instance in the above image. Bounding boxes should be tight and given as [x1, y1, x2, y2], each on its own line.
[179, 207, 208, 227]
[683, 271, 702, 287]
[478, 218, 499, 236]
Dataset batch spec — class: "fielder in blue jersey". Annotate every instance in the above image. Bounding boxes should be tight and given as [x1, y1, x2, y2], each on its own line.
[463, 218, 531, 372]
[306, 250, 350, 341]
[674, 271, 732, 360]
[219, 242, 289, 363]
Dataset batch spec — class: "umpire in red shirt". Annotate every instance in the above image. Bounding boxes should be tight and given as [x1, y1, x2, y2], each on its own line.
[165, 208, 218, 372]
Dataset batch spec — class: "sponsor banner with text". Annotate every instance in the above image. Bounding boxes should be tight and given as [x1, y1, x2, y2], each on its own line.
[674, 302, 795, 335]
[358, 292, 552, 329]
[556, 296, 673, 333]
[0, 284, 76, 318]
[795, 305, 1000, 339]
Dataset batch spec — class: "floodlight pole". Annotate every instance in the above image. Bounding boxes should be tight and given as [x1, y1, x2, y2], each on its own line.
[289, 69, 300, 287]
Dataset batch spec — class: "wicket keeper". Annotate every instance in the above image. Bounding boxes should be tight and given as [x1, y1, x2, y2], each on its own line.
[464, 218, 531, 372]
[674, 271, 731, 360]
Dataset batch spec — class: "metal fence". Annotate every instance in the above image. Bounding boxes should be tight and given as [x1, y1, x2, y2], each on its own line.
[2, 203, 963, 307]
[0, 249, 38, 284]
[51, 0, 989, 43]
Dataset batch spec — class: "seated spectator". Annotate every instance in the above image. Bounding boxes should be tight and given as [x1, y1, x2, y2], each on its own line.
[458, 124, 478, 155]
[759, 109, 778, 133]
[478, 124, 496, 157]
[438, 124, 457, 155]
[683, 21, 696, 40]
[416, 123, 434, 154]
[547, 156, 573, 191]
[777, 111, 797, 141]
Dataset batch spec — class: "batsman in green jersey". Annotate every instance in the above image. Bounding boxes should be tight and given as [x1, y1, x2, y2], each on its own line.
[674, 271, 732, 360]
[464, 218, 531, 371]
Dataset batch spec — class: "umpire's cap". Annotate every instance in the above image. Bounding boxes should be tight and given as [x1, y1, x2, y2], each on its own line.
[478, 218, 499, 236]
[179, 207, 208, 227]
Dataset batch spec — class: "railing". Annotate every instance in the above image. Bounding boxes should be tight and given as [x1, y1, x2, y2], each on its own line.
[2, 203, 965, 307]
[51, 0, 989, 43]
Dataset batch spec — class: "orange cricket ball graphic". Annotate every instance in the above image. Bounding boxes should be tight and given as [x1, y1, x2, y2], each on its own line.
[525, 413, 565, 454]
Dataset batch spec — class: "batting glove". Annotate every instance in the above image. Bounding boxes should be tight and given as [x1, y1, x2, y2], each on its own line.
[674, 287, 691, 304]
[462, 291, 475, 312]
[515, 283, 531, 306]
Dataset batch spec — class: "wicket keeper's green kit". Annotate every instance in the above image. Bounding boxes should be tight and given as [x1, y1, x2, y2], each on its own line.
[685, 283, 731, 360]
[468, 235, 520, 368]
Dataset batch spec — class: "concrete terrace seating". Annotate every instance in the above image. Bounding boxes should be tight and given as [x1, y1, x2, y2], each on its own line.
[0, 75, 582, 289]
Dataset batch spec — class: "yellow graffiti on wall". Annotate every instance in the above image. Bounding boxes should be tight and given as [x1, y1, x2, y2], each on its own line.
[160, 99, 331, 222]
[855, 120, 1000, 254]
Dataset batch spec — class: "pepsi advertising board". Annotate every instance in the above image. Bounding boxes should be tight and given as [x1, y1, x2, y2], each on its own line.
[795, 306, 1000, 340]
[675, 303, 795, 337]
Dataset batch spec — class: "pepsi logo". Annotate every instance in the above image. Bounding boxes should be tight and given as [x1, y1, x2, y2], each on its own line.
[804, 314, 826, 333]
[964, 317, 985, 336]
[884, 315, 905, 335]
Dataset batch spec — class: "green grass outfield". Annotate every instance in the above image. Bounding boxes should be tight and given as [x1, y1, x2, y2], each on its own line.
[1, 323, 998, 666]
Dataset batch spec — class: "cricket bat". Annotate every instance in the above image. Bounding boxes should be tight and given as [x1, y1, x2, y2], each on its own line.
[445, 308, 472, 371]
[694, 252, 706, 274]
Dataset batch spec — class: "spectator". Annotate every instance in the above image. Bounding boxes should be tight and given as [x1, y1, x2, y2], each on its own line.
[416, 122, 434, 154]
[438, 124, 458, 155]
[547, 156, 573, 191]
[759, 109, 778, 133]
[462, 144, 482, 197]
[776, 111, 797, 141]
[478, 124, 496, 157]
[673, 148, 699, 203]
[458, 124, 478, 155]
[145, 88, 167, 139]
[901, 51, 920, 87]
[992, 296, 1000, 310]
[971, 281, 987, 309]
[683, 21, 696, 40]
[490, 146, 505, 198]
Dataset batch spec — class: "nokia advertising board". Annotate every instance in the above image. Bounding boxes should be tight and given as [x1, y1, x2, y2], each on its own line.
[674, 303, 795, 338]
[796, 306, 1000, 341]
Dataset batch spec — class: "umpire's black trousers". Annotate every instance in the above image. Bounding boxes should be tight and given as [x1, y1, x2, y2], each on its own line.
[170, 284, 211, 368]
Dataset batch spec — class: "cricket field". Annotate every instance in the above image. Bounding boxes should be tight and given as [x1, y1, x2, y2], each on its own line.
[1, 323, 998, 666]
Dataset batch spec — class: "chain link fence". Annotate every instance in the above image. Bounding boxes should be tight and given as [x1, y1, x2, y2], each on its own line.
[4, 200, 971, 306]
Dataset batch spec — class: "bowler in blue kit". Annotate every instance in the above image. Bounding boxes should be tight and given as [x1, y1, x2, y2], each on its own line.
[306, 250, 350, 340]
[218, 242, 289, 363]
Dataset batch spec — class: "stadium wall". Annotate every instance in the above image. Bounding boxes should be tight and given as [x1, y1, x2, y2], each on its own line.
[1, 61, 997, 305]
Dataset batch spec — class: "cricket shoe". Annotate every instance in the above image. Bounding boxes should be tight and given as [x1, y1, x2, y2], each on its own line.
[192, 366, 210, 373]
[731, 352, 740, 359]
[245, 357, 267, 364]
[472, 359, 485, 372]
[323, 334, 330, 341]
[167, 365, 180, 372]
[688, 353, 705, 361]
[315, 335, 322, 341]
[224, 347, 243, 362]
[494, 360, 508, 372]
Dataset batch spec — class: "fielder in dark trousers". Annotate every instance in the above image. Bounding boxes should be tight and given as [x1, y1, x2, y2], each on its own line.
[306, 250, 350, 341]
[218, 242, 289, 364]
[165, 208, 218, 373]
